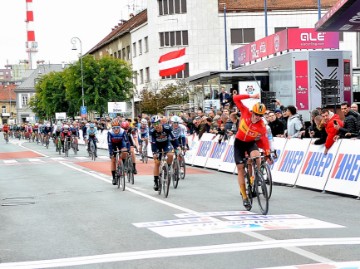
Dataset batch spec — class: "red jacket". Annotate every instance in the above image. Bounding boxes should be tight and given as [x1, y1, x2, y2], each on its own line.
[324, 113, 343, 149]
[233, 94, 270, 153]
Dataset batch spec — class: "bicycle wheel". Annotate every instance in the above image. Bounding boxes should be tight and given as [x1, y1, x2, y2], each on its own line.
[255, 171, 269, 215]
[172, 159, 180, 189]
[162, 164, 170, 198]
[72, 140, 77, 155]
[117, 161, 125, 191]
[261, 163, 273, 199]
[64, 139, 69, 157]
[58, 140, 62, 155]
[46, 137, 49, 149]
[157, 165, 163, 195]
[126, 158, 132, 183]
[179, 154, 186, 180]
[90, 141, 96, 161]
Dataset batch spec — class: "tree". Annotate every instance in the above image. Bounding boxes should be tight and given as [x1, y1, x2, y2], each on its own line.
[139, 80, 189, 114]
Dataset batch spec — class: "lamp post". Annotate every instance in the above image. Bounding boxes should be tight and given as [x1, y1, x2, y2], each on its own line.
[71, 37, 85, 108]
[223, 3, 229, 70]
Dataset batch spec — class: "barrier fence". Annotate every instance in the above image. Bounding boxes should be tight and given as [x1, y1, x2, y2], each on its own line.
[78, 130, 360, 198]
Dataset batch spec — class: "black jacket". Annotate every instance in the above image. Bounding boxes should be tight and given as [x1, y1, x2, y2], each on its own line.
[269, 118, 285, 137]
[339, 113, 358, 138]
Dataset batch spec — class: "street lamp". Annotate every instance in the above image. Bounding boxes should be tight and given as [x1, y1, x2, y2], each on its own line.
[71, 37, 85, 108]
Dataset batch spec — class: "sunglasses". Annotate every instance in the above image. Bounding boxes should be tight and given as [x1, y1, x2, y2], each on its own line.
[253, 113, 263, 117]
[112, 126, 120, 130]
[153, 122, 160, 126]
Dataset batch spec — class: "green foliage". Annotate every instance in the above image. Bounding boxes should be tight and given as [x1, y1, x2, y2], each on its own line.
[30, 56, 134, 120]
[140, 80, 189, 114]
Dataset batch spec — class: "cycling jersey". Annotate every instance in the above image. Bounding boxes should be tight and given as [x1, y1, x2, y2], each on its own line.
[87, 127, 97, 137]
[139, 125, 149, 139]
[3, 125, 9, 132]
[172, 124, 187, 146]
[233, 94, 270, 153]
[150, 124, 178, 153]
[107, 128, 127, 155]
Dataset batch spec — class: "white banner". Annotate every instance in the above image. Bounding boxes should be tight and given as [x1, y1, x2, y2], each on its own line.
[238, 81, 261, 109]
[271, 138, 311, 185]
[206, 135, 229, 170]
[296, 139, 341, 191]
[192, 133, 216, 167]
[108, 102, 127, 113]
[325, 139, 360, 197]
[184, 134, 199, 165]
[218, 136, 236, 173]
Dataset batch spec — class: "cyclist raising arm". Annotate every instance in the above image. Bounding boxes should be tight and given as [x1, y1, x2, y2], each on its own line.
[233, 93, 272, 209]
[150, 116, 179, 191]
[108, 119, 128, 185]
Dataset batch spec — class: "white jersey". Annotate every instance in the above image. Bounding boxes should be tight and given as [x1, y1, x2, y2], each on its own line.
[172, 124, 187, 139]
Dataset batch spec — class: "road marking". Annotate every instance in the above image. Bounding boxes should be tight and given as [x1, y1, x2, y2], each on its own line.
[28, 158, 45, 163]
[0, 238, 359, 269]
[3, 160, 17, 164]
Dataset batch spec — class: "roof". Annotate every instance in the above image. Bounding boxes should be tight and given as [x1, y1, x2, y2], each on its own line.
[87, 9, 147, 55]
[219, 0, 338, 12]
[0, 84, 17, 101]
[16, 64, 67, 90]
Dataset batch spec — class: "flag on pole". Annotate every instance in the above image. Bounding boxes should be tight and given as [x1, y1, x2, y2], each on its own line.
[158, 48, 186, 77]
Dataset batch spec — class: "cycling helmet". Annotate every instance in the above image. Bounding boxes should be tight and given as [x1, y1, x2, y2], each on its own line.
[63, 124, 69, 130]
[252, 103, 267, 115]
[151, 115, 161, 124]
[141, 118, 147, 125]
[89, 123, 95, 128]
[171, 116, 180, 123]
[111, 119, 120, 127]
[121, 121, 130, 130]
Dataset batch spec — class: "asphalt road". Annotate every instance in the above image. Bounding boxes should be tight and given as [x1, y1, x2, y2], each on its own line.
[1, 134, 360, 269]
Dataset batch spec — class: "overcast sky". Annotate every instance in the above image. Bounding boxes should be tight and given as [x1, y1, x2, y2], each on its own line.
[0, 0, 146, 68]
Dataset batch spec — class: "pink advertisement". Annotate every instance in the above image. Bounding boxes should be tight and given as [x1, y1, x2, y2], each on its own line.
[343, 59, 351, 104]
[295, 60, 309, 111]
[287, 28, 339, 50]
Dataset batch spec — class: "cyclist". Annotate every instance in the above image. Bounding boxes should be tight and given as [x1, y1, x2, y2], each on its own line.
[53, 123, 62, 152]
[3, 123, 9, 141]
[108, 119, 128, 185]
[60, 125, 72, 153]
[33, 123, 40, 143]
[87, 123, 98, 157]
[170, 116, 187, 149]
[121, 121, 138, 174]
[42, 123, 53, 146]
[138, 118, 149, 161]
[69, 124, 79, 151]
[150, 115, 179, 191]
[233, 92, 272, 210]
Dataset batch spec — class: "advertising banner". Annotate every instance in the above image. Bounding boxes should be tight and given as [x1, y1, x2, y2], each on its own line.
[295, 60, 309, 111]
[108, 102, 127, 113]
[287, 28, 339, 50]
[184, 134, 199, 165]
[343, 59, 352, 104]
[271, 138, 311, 185]
[55, 112, 67, 120]
[206, 136, 229, 170]
[269, 137, 288, 170]
[193, 133, 216, 167]
[238, 81, 262, 109]
[296, 140, 341, 190]
[218, 136, 236, 173]
[325, 139, 360, 197]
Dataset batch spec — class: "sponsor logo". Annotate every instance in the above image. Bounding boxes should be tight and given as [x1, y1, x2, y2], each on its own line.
[209, 142, 227, 159]
[331, 153, 360, 181]
[274, 34, 280, 52]
[223, 145, 235, 163]
[196, 141, 212, 157]
[349, 12, 360, 24]
[300, 32, 325, 42]
[278, 150, 304, 173]
[301, 151, 333, 177]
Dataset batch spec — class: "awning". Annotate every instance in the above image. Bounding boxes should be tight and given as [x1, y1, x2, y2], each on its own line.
[315, 0, 360, 32]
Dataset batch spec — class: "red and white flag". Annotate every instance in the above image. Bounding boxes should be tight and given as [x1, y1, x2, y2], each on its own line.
[158, 48, 186, 77]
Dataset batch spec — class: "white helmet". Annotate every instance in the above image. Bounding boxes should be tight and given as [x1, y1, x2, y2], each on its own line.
[64, 124, 69, 130]
[151, 115, 161, 124]
[171, 116, 180, 123]
[141, 118, 147, 125]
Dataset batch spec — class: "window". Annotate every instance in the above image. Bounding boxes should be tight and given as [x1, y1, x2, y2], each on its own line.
[161, 63, 189, 79]
[274, 26, 298, 33]
[140, 69, 144, 84]
[139, 40, 142, 55]
[22, 94, 28, 106]
[122, 48, 126, 59]
[2, 106, 6, 113]
[144, 36, 149, 52]
[133, 71, 138, 85]
[159, 30, 188, 47]
[133, 42, 137, 58]
[127, 46, 131, 60]
[145, 67, 150, 83]
[114, 51, 117, 58]
[230, 28, 255, 44]
[158, 0, 187, 16]
[118, 50, 121, 59]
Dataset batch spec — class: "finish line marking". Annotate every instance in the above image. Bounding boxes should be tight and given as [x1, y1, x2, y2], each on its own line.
[0, 238, 359, 269]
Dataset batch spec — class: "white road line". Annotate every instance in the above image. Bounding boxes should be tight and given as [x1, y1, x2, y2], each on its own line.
[3, 160, 18, 164]
[28, 158, 45, 162]
[0, 238, 359, 269]
[18, 141, 49, 158]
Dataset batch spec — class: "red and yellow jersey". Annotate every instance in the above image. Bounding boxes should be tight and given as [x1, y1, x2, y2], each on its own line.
[233, 94, 270, 153]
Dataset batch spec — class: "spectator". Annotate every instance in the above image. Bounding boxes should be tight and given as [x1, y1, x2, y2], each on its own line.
[321, 108, 343, 155]
[302, 109, 320, 138]
[284, 105, 303, 138]
[311, 115, 327, 145]
[221, 108, 233, 131]
[335, 102, 358, 138]
[227, 88, 238, 109]
[219, 87, 230, 108]
[351, 103, 358, 112]
[268, 110, 285, 137]
[193, 116, 207, 139]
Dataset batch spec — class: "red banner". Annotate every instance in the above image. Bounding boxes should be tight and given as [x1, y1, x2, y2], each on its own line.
[295, 60, 309, 111]
[343, 59, 351, 104]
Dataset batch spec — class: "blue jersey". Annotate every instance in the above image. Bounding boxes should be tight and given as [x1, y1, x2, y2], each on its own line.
[107, 129, 127, 154]
[149, 124, 178, 153]
[139, 125, 149, 138]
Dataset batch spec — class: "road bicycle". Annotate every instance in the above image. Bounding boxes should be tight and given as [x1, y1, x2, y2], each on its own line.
[156, 151, 171, 198]
[71, 135, 78, 155]
[44, 134, 50, 149]
[114, 150, 126, 191]
[88, 139, 97, 161]
[3, 132, 9, 143]
[140, 140, 148, 163]
[124, 150, 134, 185]
[171, 150, 180, 189]
[259, 150, 277, 199]
[54, 136, 62, 155]
[179, 146, 186, 180]
[243, 154, 270, 215]
[64, 137, 71, 157]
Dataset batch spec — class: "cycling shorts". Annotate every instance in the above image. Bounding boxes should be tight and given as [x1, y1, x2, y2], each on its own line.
[234, 138, 259, 165]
